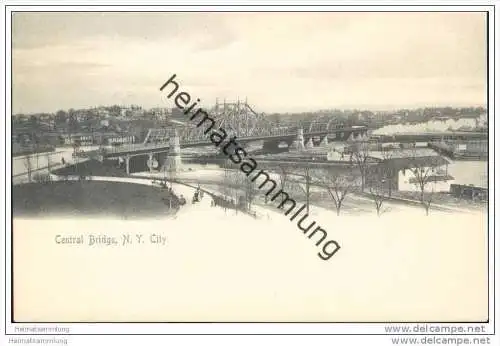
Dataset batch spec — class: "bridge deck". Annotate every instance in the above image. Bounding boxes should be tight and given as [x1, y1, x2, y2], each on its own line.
[103, 127, 369, 157]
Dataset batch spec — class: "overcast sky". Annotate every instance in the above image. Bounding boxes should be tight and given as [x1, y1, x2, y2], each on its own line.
[12, 12, 487, 114]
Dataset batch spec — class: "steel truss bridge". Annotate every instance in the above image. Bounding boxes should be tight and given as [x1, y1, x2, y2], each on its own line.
[144, 100, 355, 144]
[104, 100, 369, 157]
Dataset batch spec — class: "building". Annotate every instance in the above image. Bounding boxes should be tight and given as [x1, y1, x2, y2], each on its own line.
[96, 107, 111, 118]
[120, 106, 144, 118]
[74, 111, 88, 122]
[105, 135, 136, 146]
[63, 133, 94, 146]
[477, 113, 487, 128]
[431, 139, 488, 160]
[396, 156, 453, 193]
[366, 149, 453, 193]
[447, 140, 488, 159]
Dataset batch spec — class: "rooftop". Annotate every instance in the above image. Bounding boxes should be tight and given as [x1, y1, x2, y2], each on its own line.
[384, 155, 450, 171]
[368, 148, 439, 160]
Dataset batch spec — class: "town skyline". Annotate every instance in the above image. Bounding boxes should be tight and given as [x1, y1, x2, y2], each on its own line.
[11, 103, 487, 118]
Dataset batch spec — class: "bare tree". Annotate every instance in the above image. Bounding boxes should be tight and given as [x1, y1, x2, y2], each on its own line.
[408, 150, 441, 214]
[243, 177, 258, 210]
[72, 140, 81, 175]
[275, 164, 289, 204]
[292, 166, 313, 214]
[409, 165, 435, 203]
[218, 160, 244, 210]
[422, 190, 433, 216]
[221, 160, 234, 203]
[316, 168, 357, 216]
[369, 182, 389, 216]
[410, 149, 442, 215]
[24, 155, 33, 183]
[380, 147, 397, 197]
[31, 132, 40, 170]
[350, 141, 371, 191]
[46, 152, 52, 173]
[35, 152, 40, 171]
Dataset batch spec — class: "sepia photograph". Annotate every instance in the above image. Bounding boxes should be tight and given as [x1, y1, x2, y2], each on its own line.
[3, 4, 497, 343]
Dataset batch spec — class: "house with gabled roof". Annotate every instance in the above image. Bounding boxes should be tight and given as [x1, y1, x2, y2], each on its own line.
[366, 149, 454, 193]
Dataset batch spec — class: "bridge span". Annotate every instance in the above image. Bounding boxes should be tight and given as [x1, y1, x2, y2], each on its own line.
[97, 123, 368, 175]
[92, 100, 487, 175]
[372, 131, 487, 143]
[102, 125, 369, 158]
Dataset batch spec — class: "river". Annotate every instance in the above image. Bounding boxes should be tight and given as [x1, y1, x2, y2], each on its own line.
[446, 160, 488, 188]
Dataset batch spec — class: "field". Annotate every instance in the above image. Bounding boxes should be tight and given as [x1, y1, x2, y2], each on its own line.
[53, 159, 127, 177]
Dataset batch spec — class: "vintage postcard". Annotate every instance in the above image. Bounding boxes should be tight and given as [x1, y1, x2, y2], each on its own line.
[8, 9, 491, 329]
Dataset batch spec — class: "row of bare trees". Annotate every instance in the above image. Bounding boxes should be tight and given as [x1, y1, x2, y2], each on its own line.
[275, 165, 364, 216]
[262, 144, 443, 216]
[351, 143, 441, 216]
[23, 151, 55, 183]
[222, 162, 259, 211]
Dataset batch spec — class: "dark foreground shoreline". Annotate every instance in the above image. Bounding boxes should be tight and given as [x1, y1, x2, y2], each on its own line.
[12, 180, 178, 219]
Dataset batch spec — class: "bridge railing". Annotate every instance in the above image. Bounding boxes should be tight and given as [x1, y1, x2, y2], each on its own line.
[102, 142, 172, 156]
[109, 124, 369, 155]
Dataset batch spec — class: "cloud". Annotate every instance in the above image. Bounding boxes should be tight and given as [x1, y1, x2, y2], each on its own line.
[11, 12, 487, 113]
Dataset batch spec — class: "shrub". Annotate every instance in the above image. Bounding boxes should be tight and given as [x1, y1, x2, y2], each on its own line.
[33, 173, 52, 184]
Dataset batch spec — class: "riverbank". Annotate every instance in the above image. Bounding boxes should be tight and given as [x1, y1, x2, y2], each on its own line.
[13, 180, 179, 219]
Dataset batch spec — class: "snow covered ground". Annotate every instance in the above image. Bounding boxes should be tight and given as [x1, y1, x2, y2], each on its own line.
[133, 168, 481, 215]
[13, 171, 488, 322]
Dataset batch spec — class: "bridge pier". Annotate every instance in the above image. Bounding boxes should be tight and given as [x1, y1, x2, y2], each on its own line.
[148, 152, 154, 173]
[290, 128, 305, 151]
[125, 155, 130, 175]
[305, 138, 314, 149]
[319, 136, 329, 147]
[347, 131, 363, 142]
[162, 130, 182, 172]
[346, 132, 353, 142]
[362, 130, 369, 141]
